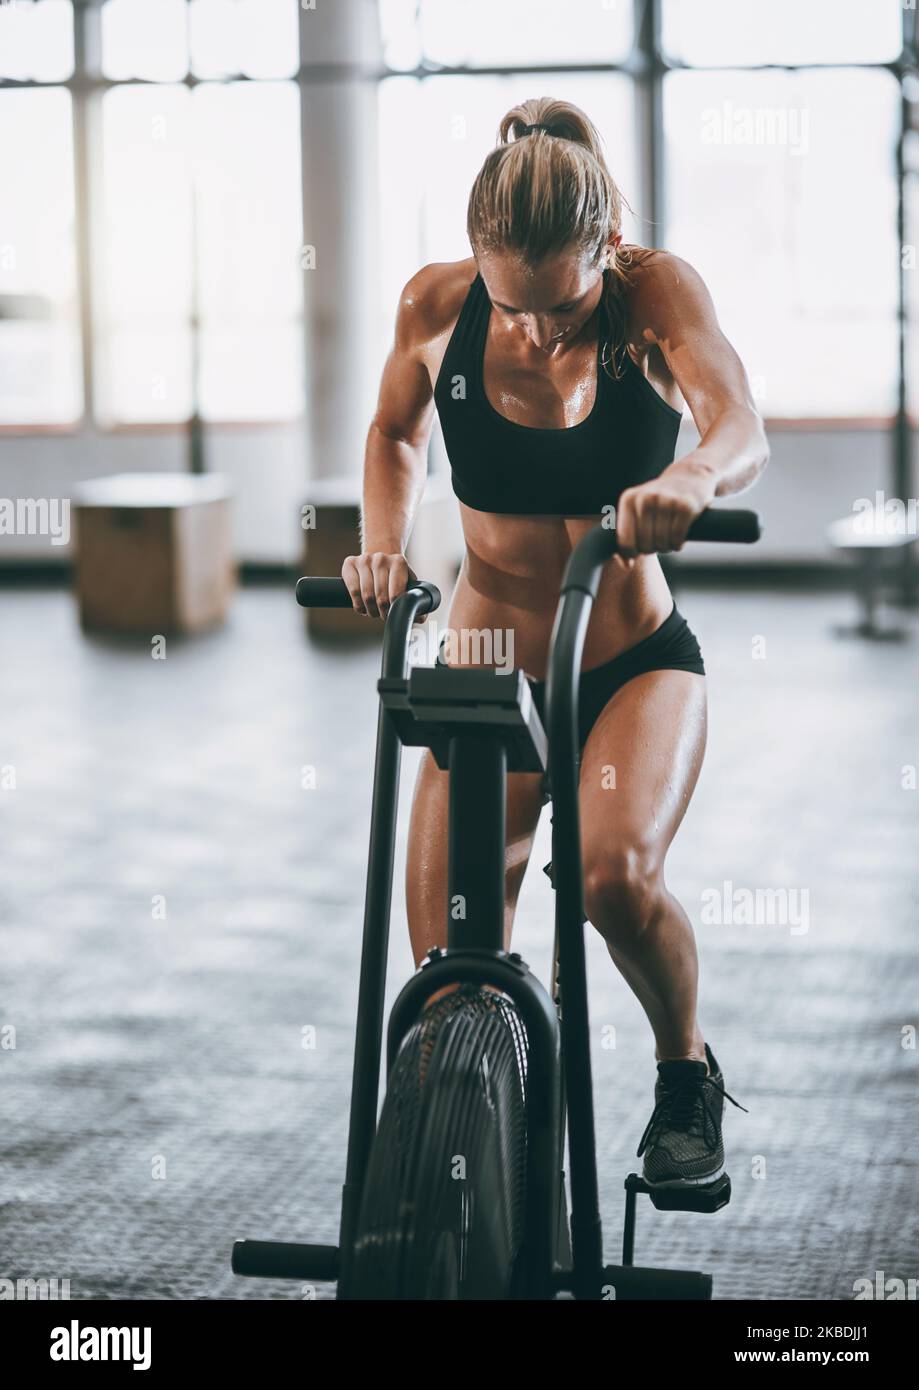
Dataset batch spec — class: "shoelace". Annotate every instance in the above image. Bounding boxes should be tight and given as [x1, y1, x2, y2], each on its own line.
[637, 1070, 748, 1158]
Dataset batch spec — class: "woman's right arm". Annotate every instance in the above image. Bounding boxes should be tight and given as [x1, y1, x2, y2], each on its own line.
[343, 268, 441, 620]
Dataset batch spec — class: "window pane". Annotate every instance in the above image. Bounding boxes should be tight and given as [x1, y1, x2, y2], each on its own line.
[664, 69, 900, 418]
[101, 0, 189, 82]
[0, 0, 74, 81]
[194, 82, 303, 419]
[378, 73, 640, 335]
[907, 100, 919, 421]
[96, 85, 193, 422]
[0, 88, 81, 424]
[662, 0, 903, 68]
[417, 0, 632, 69]
[98, 326, 193, 422]
[190, 0, 299, 80]
[907, 169, 919, 422]
[379, 0, 422, 71]
[198, 322, 302, 421]
[96, 81, 303, 424]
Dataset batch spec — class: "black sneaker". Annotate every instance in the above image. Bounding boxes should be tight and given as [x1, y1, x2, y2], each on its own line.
[636, 1043, 747, 1189]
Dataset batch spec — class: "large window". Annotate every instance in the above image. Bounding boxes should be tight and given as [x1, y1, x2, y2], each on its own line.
[95, 79, 302, 424]
[664, 68, 901, 418]
[0, 0, 914, 429]
[0, 84, 81, 425]
[378, 0, 913, 423]
[0, 2, 79, 425]
[0, 0, 303, 429]
[909, 123, 919, 420]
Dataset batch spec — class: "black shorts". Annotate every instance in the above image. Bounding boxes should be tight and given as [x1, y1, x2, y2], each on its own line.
[528, 602, 704, 804]
[435, 601, 704, 801]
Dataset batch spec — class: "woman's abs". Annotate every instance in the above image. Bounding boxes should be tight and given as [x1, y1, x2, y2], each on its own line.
[444, 509, 675, 680]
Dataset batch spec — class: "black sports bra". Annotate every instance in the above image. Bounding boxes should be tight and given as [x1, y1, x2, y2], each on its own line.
[433, 272, 683, 516]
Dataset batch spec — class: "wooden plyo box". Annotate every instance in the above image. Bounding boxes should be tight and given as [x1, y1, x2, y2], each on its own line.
[73, 472, 236, 634]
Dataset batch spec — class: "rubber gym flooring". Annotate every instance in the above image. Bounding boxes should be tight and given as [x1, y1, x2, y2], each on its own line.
[1, 583, 917, 1300]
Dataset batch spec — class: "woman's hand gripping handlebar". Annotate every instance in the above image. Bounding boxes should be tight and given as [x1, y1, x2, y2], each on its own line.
[295, 573, 441, 681]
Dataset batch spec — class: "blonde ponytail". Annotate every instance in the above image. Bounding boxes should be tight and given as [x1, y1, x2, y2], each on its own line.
[467, 97, 652, 378]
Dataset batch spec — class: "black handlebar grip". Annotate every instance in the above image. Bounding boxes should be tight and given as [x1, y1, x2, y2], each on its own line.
[295, 576, 442, 615]
[295, 577, 352, 608]
[685, 508, 762, 544]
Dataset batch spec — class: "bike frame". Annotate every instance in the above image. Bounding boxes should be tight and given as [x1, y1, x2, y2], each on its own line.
[304, 579, 560, 1297]
[376, 663, 562, 1298]
[231, 508, 761, 1299]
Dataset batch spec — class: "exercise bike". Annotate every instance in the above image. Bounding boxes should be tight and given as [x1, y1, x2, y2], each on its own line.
[232, 507, 761, 1299]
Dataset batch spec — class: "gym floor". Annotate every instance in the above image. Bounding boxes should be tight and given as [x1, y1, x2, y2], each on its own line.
[2, 581, 917, 1300]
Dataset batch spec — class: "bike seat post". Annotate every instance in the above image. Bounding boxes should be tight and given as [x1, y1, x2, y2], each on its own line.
[446, 732, 507, 953]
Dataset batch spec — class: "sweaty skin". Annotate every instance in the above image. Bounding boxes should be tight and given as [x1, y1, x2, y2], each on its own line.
[355, 247, 764, 667]
[350, 244, 768, 1066]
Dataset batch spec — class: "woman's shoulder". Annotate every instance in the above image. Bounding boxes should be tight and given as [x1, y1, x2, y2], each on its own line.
[622, 247, 711, 310]
[622, 244, 694, 290]
[620, 246, 713, 346]
[394, 257, 480, 352]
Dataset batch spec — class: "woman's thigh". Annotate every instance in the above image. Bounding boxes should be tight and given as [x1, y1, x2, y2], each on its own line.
[405, 749, 546, 962]
[578, 669, 707, 898]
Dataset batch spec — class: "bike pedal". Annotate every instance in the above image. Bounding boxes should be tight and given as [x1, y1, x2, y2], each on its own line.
[642, 1173, 732, 1214]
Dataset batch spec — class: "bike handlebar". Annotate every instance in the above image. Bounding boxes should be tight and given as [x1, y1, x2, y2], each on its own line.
[295, 575, 357, 608]
[296, 575, 442, 681]
[294, 506, 761, 679]
[679, 507, 761, 545]
[296, 574, 441, 619]
[295, 508, 761, 611]
[558, 508, 762, 601]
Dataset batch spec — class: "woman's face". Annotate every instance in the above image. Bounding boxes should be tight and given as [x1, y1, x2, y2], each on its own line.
[477, 242, 615, 351]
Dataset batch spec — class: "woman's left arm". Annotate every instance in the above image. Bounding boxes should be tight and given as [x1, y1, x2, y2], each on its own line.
[616, 252, 770, 555]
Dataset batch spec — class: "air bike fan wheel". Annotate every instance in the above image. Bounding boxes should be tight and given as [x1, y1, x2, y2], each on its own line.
[342, 986, 529, 1300]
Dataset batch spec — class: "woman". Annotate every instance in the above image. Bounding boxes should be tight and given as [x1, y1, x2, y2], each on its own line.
[343, 98, 768, 1194]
